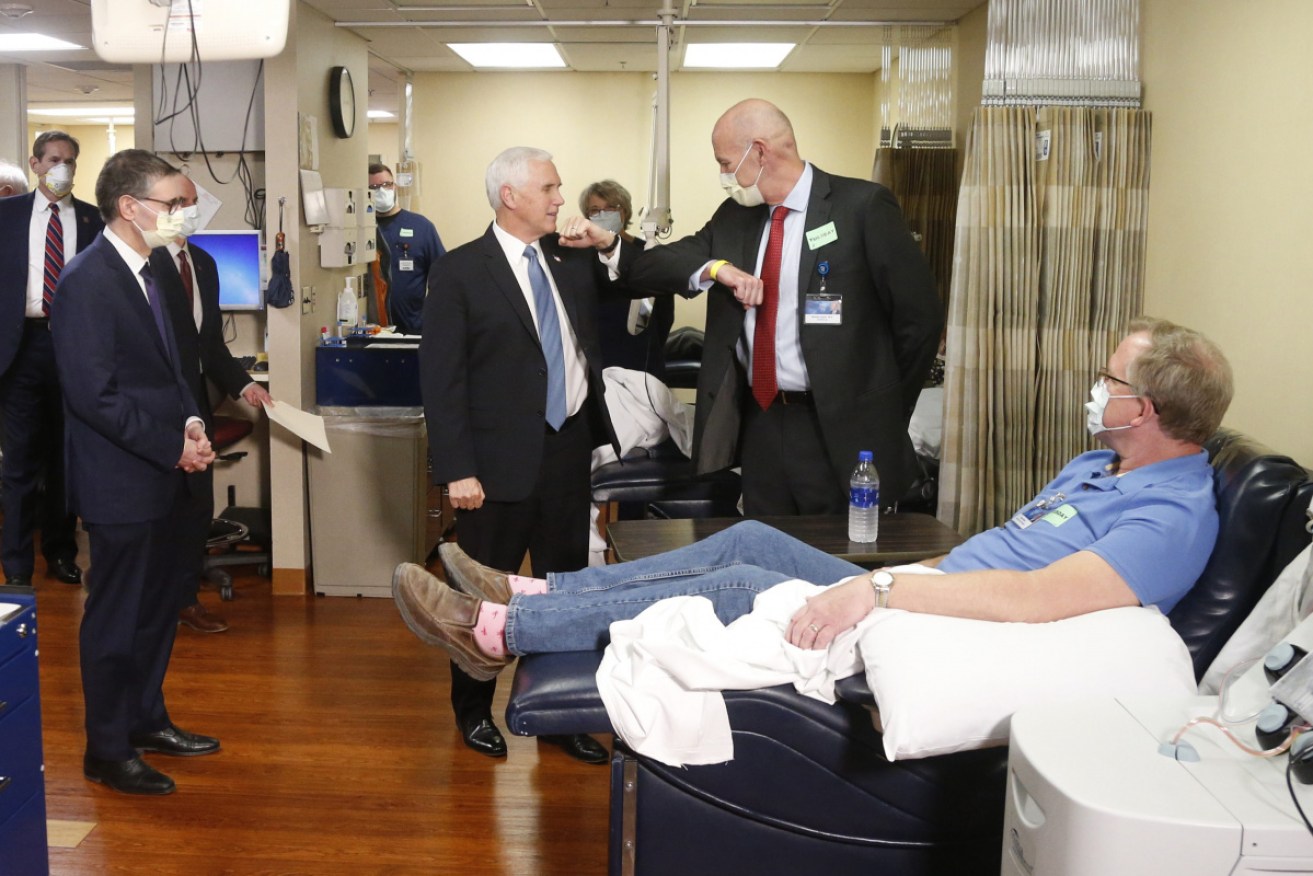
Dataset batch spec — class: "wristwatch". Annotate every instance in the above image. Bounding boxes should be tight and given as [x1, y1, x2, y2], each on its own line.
[869, 570, 895, 609]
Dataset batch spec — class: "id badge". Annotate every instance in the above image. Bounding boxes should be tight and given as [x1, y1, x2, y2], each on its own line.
[804, 293, 842, 325]
[398, 259, 415, 272]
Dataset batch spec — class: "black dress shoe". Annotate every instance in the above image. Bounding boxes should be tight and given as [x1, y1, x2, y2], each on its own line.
[541, 733, 609, 765]
[130, 725, 221, 757]
[84, 754, 176, 795]
[47, 558, 82, 585]
[460, 717, 507, 758]
[4, 575, 32, 587]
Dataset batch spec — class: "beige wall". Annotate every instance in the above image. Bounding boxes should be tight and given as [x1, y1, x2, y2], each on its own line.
[262, 0, 372, 588]
[409, 71, 876, 331]
[1142, 0, 1313, 462]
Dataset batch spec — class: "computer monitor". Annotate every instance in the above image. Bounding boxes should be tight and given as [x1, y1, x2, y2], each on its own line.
[188, 230, 265, 312]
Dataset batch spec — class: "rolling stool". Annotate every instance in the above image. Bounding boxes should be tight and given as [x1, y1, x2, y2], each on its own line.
[204, 416, 272, 600]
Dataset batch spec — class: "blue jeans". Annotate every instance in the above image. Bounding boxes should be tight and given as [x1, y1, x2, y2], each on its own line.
[504, 520, 866, 655]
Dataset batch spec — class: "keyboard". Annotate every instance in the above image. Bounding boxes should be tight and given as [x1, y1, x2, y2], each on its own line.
[236, 355, 257, 370]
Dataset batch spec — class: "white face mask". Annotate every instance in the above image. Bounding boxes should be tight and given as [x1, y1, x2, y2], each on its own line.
[589, 210, 623, 235]
[372, 186, 397, 214]
[132, 199, 186, 249]
[44, 163, 74, 198]
[177, 204, 203, 238]
[719, 143, 765, 208]
[1085, 378, 1139, 437]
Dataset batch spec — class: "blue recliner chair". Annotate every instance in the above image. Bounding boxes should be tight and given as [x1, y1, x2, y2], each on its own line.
[507, 429, 1313, 876]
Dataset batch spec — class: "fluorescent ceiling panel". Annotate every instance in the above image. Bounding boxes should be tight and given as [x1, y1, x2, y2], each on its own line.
[447, 43, 566, 69]
[684, 43, 794, 69]
[30, 105, 134, 118]
[0, 33, 84, 52]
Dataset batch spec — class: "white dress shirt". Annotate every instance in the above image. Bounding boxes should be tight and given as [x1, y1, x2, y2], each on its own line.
[491, 221, 591, 420]
[691, 163, 816, 392]
[166, 240, 204, 330]
[26, 192, 77, 317]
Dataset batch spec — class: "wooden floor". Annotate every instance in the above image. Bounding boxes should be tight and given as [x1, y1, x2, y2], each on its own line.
[34, 567, 612, 875]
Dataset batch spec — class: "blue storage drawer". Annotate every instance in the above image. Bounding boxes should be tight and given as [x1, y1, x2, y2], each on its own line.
[0, 697, 43, 826]
[0, 791, 49, 876]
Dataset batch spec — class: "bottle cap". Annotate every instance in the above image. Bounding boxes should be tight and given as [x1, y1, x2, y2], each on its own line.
[858, 450, 873, 462]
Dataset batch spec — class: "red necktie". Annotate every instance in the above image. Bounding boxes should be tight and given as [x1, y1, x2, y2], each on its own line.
[178, 248, 195, 305]
[752, 205, 789, 410]
[42, 203, 63, 316]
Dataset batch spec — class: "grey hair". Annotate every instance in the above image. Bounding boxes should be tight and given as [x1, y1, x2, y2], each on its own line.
[485, 146, 553, 210]
[0, 159, 27, 194]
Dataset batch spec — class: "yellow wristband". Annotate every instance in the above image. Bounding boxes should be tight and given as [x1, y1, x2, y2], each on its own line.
[708, 259, 730, 282]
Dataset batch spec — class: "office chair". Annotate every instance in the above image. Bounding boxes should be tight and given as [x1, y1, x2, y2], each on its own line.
[203, 416, 272, 600]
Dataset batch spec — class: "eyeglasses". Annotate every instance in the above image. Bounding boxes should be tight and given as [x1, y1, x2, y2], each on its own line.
[369, 181, 396, 191]
[1097, 370, 1134, 389]
[586, 206, 619, 218]
[137, 196, 185, 215]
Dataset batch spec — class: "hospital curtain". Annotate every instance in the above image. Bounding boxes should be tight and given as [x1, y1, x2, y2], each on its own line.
[873, 146, 959, 313]
[937, 106, 1152, 534]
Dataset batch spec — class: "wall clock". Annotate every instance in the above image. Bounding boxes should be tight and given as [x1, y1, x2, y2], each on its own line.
[328, 65, 356, 139]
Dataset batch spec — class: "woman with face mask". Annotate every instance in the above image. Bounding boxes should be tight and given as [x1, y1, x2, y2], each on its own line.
[580, 180, 673, 379]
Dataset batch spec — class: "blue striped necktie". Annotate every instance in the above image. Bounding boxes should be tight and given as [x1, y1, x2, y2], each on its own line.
[524, 245, 567, 430]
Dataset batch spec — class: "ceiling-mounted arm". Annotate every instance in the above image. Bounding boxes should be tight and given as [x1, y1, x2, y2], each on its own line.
[643, 0, 675, 242]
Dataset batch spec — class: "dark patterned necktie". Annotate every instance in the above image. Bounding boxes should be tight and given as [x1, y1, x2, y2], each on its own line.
[42, 203, 63, 315]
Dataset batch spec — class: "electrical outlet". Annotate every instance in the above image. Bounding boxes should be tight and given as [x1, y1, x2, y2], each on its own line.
[301, 285, 314, 315]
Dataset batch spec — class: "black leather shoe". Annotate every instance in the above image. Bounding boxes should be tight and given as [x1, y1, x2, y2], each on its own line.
[541, 733, 608, 765]
[460, 717, 507, 758]
[4, 575, 32, 587]
[130, 725, 221, 757]
[84, 754, 176, 795]
[47, 557, 82, 585]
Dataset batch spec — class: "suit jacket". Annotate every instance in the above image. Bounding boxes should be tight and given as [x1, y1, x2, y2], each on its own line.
[421, 225, 636, 501]
[51, 233, 200, 525]
[630, 167, 943, 503]
[0, 191, 103, 377]
[151, 243, 253, 430]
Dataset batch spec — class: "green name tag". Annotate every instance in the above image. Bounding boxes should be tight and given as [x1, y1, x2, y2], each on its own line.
[1041, 505, 1077, 526]
[805, 222, 838, 250]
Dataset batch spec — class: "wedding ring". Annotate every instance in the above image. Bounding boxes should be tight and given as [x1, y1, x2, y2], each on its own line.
[807, 623, 820, 633]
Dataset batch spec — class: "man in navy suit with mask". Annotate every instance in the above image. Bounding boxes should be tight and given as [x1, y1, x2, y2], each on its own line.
[53, 149, 220, 796]
[0, 131, 103, 587]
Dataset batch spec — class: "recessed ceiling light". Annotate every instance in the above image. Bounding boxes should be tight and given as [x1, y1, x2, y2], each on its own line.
[367, 110, 395, 119]
[684, 43, 795, 69]
[29, 105, 135, 119]
[0, 33, 84, 52]
[448, 43, 566, 70]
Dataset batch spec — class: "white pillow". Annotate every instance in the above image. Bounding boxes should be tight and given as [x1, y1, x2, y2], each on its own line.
[860, 606, 1197, 761]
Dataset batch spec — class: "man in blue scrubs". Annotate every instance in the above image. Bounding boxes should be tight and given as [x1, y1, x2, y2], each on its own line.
[393, 317, 1234, 670]
[367, 162, 445, 335]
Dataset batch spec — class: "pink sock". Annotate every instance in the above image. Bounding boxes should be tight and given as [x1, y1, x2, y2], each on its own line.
[473, 602, 508, 657]
[507, 574, 548, 596]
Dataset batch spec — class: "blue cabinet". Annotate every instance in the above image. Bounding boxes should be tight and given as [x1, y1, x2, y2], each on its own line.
[0, 586, 48, 875]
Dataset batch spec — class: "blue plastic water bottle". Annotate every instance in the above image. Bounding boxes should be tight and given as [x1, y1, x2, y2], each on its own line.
[848, 450, 879, 543]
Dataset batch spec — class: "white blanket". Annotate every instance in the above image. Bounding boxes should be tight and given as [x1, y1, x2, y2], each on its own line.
[595, 567, 940, 766]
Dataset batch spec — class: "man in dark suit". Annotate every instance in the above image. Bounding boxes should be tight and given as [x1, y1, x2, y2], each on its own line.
[419, 146, 636, 764]
[632, 99, 943, 515]
[152, 173, 273, 634]
[0, 131, 103, 587]
[52, 149, 220, 796]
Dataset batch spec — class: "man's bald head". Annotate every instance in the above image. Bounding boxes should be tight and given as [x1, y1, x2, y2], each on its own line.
[712, 99, 798, 157]
[711, 99, 805, 206]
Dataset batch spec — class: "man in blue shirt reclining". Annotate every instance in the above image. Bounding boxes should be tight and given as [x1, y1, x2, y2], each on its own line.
[393, 316, 1234, 676]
